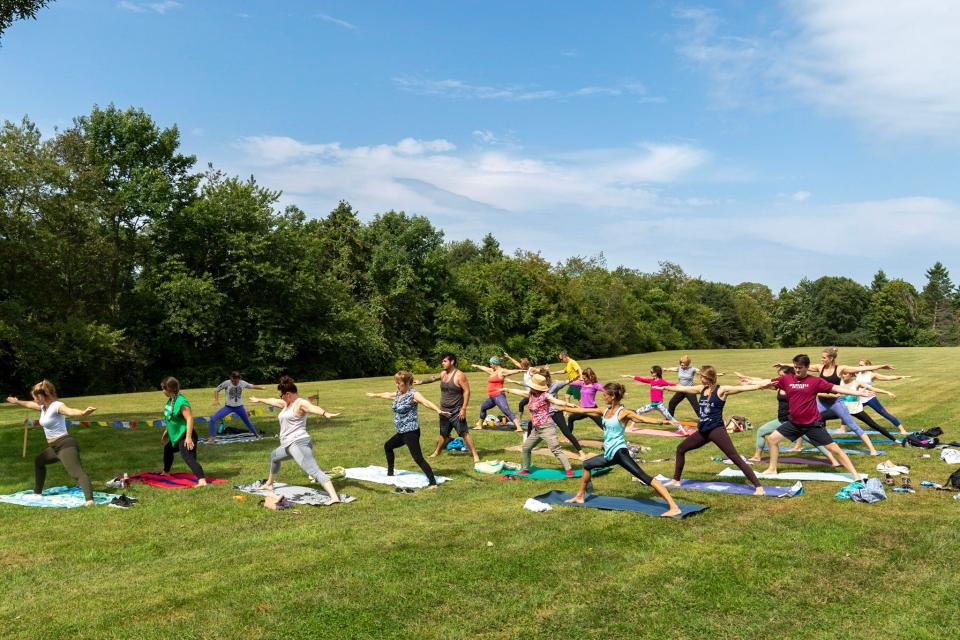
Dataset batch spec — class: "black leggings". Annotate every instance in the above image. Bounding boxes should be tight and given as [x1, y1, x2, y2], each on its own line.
[674, 427, 761, 487]
[668, 391, 700, 418]
[851, 411, 899, 443]
[567, 412, 604, 433]
[384, 430, 436, 485]
[548, 412, 583, 452]
[584, 448, 653, 485]
[518, 396, 529, 415]
[163, 438, 205, 478]
[35, 435, 93, 501]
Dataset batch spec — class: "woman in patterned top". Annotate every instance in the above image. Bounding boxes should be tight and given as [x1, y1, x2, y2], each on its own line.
[366, 370, 450, 489]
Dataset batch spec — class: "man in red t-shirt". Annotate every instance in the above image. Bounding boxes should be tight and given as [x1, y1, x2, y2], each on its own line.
[740, 354, 872, 479]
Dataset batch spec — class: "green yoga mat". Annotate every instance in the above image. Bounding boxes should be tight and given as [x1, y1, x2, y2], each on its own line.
[501, 466, 612, 480]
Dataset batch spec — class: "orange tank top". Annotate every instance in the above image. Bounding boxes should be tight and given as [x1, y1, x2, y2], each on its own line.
[487, 374, 504, 398]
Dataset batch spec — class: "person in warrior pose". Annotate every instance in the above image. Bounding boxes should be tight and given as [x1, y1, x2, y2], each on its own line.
[471, 357, 524, 428]
[250, 376, 341, 500]
[746, 366, 839, 466]
[366, 371, 450, 489]
[6, 380, 97, 506]
[663, 356, 702, 418]
[502, 351, 538, 431]
[559, 351, 583, 407]
[856, 359, 911, 436]
[502, 373, 577, 476]
[563, 382, 682, 517]
[159, 377, 207, 486]
[567, 368, 605, 432]
[658, 366, 767, 495]
[208, 371, 265, 441]
[417, 353, 480, 463]
[740, 354, 872, 478]
[620, 366, 686, 432]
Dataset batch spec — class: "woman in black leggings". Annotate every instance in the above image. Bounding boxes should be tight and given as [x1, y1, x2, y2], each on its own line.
[366, 370, 449, 489]
[660, 366, 768, 496]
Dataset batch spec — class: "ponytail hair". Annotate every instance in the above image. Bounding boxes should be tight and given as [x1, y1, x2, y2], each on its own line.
[277, 375, 297, 395]
[602, 382, 625, 404]
[31, 379, 57, 400]
[699, 365, 717, 387]
[161, 377, 180, 395]
[582, 367, 598, 384]
[650, 365, 663, 378]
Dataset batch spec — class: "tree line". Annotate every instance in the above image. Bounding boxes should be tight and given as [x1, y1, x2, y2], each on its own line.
[2, 106, 958, 395]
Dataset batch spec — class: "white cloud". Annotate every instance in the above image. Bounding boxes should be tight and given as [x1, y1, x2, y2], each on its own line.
[229, 134, 710, 219]
[393, 76, 659, 102]
[675, 2, 960, 139]
[777, 0, 960, 138]
[117, 0, 181, 14]
[315, 12, 357, 30]
[791, 191, 810, 202]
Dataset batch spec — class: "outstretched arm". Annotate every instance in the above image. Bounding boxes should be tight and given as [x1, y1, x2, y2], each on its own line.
[470, 364, 494, 374]
[660, 384, 701, 394]
[502, 368, 526, 377]
[413, 373, 442, 385]
[545, 395, 575, 408]
[413, 391, 450, 415]
[502, 351, 523, 368]
[564, 404, 604, 416]
[830, 384, 870, 397]
[365, 392, 396, 400]
[839, 363, 894, 374]
[249, 396, 285, 409]
[5, 397, 41, 411]
[501, 388, 530, 397]
[58, 403, 96, 417]
[663, 366, 679, 372]
[717, 384, 767, 398]
[861, 383, 895, 399]
[298, 400, 341, 419]
[869, 373, 910, 382]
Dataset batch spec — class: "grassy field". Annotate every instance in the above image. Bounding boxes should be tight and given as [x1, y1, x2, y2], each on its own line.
[1, 347, 959, 640]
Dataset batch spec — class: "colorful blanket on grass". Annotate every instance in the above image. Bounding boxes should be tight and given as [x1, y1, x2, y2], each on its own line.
[126, 472, 227, 488]
[235, 481, 355, 505]
[0, 486, 117, 508]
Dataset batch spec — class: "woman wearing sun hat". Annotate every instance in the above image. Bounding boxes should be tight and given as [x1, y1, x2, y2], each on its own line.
[471, 356, 524, 428]
[502, 373, 576, 476]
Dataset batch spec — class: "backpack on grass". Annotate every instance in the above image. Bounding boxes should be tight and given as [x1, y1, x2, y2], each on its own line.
[906, 431, 939, 449]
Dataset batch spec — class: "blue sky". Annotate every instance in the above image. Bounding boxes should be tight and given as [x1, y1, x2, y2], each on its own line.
[3, 0, 959, 289]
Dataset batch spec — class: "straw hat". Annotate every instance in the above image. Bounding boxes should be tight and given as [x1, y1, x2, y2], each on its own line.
[528, 373, 549, 392]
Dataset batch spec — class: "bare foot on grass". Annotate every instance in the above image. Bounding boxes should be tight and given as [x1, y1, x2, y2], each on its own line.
[565, 494, 585, 504]
[660, 507, 682, 518]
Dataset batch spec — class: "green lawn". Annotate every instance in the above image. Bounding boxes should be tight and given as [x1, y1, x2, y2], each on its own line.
[1, 347, 958, 640]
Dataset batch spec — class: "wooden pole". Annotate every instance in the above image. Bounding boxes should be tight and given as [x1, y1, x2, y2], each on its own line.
[22, 422, 28, 457]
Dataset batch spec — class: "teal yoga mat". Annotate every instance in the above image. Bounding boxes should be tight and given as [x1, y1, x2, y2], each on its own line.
[533, 490, 706, 517]
[502, 466, 611, 480]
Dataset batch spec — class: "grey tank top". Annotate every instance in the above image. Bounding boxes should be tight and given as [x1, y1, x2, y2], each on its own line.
[278, 399, 310, 447]
[440, 371, 464, 412]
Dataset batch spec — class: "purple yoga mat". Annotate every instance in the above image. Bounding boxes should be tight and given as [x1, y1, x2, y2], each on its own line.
[761, 456, 831, 467]
[654, 475, 802, 498]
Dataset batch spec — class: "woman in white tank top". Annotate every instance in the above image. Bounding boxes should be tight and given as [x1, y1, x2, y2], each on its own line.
[6, 379, 98, 506]
[250, 376, 342, 501]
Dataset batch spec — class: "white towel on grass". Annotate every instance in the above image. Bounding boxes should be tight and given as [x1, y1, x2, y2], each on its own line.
[343, 465, 450, 489]
[718, 468, 867, 483]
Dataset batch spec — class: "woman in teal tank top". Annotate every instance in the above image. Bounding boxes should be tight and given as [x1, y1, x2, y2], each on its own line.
[565, 382, 682, 517]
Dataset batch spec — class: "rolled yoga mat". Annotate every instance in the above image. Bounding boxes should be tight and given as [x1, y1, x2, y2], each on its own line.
[532, 489, 707, 518]
[652, 474, 803, 498]
[127, 472, 227, 488]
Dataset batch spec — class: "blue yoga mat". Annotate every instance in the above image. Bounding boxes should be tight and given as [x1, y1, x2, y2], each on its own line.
[533, 490, 707, 518]
[653, 475, 803, 498]
[0, 486, 118, 508]
[831, 438, 892, 445]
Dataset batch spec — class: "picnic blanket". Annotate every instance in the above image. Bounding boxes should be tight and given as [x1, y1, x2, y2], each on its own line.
[126, 472, 227, 488]
[0, 486, 118, 508]
[234, 481, 354, 505]
[532, 490, 706, 518]
[717, 468, 867, 483]
[342, 465, 450, 489]
[652, 474, 803, 498]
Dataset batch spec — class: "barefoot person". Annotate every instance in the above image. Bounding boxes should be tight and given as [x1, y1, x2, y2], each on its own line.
[5, 380, 97, 506]
[208, 371, 265, 441]
[836, 371, 902, 444]
[418, 353, 480, 463]
[366, 371, 449, 489]
[741, 355, 871, 478]
[659, 366, 766, 495]
[502, 373, 576, 476]
[160, 377, 207, 486]
[472, 357, 524, 427]
[563, 382, 682, 517]
[502, 351, 536, 430]
[746, 366, 839, 466]
[249, 376, 341, 501]
[664, 356, 702, 418]
[857, 359, 911, 435]
[621, 366, 686, 432]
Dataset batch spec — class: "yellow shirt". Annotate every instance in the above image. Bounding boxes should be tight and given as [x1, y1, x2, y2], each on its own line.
[565, 358, 582, 382]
